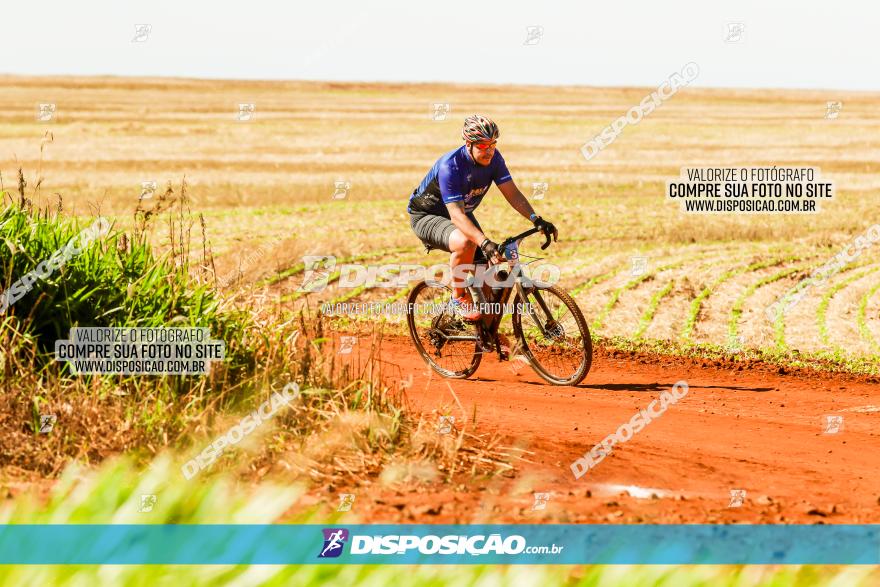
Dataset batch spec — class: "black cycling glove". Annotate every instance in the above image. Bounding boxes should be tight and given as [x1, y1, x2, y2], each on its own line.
[480, 238, 502, 262]
[532, 216, 558, 242]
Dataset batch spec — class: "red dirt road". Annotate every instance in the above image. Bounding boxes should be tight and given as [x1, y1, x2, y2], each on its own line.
[346, 334, 880, 524]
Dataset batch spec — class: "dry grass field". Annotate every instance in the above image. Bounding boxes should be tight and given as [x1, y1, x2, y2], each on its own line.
[2, 74, 880, 366]
[4, 76, 880, 583]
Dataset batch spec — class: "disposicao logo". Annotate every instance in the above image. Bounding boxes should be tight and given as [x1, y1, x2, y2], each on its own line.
[318, 528, 349, 558]
[316, 528, 563, 558]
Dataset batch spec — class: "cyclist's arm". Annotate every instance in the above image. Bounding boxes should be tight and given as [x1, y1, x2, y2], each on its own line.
[497, 179, 537, 221]
[446, 202, 487, 246]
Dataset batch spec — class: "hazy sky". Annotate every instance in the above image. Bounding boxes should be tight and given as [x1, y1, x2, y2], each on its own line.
[4, 1, 877, 90]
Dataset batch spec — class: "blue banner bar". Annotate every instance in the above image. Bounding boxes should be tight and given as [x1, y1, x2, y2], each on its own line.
[0, 525, 877, 565]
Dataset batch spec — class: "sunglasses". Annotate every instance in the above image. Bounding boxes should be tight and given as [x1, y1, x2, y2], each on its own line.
[473, 141, 497, 151]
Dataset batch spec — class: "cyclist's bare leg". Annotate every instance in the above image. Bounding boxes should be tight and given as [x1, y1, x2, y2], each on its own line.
[449, 228, 512, 351]
[448, 228, 477, 299]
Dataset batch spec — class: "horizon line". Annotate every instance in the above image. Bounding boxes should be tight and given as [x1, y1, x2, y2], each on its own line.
[2, 72, 878, 96]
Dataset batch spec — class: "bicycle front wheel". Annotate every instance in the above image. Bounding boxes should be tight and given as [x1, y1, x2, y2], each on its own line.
[512, 284, 592, 385]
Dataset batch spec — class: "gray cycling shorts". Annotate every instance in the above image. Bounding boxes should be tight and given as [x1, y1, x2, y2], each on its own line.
[409, 211, 487, 262]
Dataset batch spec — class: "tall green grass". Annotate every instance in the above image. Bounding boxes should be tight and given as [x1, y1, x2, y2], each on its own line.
[0, 184, 419, 479]
[0, 193, 254, 374]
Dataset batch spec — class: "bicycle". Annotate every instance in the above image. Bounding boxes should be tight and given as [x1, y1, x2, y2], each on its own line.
[406, 227, 592, 386]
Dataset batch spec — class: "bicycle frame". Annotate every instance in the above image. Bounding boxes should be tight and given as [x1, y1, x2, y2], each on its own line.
[435, 227, 552, 356]
[476, 228, 555, 356]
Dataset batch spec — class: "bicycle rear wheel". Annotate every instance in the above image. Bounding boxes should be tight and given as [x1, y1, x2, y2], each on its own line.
[406, 280, 481, 378]
[512, 284, 592, 385]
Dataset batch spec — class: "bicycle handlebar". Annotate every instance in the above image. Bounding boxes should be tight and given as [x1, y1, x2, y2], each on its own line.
[498, 226, 552, 253]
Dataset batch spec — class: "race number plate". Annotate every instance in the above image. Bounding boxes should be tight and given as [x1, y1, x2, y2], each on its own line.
[503, 240, 520, 261]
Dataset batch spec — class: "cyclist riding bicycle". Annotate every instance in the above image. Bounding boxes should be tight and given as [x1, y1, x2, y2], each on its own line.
[407, 114, 558, 321]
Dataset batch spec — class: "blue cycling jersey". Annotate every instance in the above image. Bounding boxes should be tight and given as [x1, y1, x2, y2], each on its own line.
[407, 145, 512, 217]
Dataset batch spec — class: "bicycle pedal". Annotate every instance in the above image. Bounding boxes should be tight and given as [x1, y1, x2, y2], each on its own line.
[476, 341, 495, 354]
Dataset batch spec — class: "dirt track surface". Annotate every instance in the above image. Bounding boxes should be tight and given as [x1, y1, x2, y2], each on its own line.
[343, 334, 880, 524]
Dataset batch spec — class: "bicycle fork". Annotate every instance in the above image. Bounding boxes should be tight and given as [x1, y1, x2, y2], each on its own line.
[515, 280, 555, 338]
